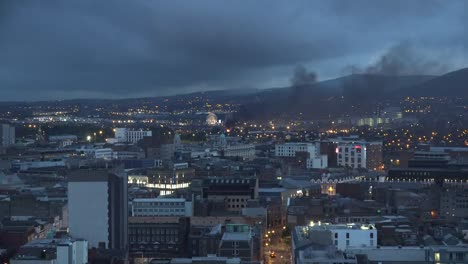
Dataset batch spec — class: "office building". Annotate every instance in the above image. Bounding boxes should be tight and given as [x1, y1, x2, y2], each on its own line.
[222, 144, 256, 160]
[131, 197, 193, 217]
[408, 151, 451, 168]
[147, 164, 194, 195]
[68, 170, 128, 250]
[76, 146, 113, 160]
[218, 224, 255, 262]
[11, 159, 66, 172]
[188, 225, 223, 257]
[292, 222, 377, 252]
[275, 142, 315, 157]
[295, 244, 357, 264]
[115, 128, 152, 143]
[202, 177, 258, 212]
[440, 185, 468, 220]
[275, 142, 328, 169]
[128, 216, 189, 259]
[347, 246, 468, 264]
[332, 137, 382, 170]
[48, 134, 78, 147]
[10, 238, 88, 264]
[0, 124, 15, 146]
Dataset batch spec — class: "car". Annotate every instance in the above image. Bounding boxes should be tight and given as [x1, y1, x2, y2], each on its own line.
[270, 251, 276, 258]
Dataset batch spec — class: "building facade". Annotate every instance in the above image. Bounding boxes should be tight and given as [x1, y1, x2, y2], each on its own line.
[202, 177, 258, 213]
[275, 142, 328, 169]
[48, 134, 77, 147]
[11, 238, 88, 264]
[68, 170, 128, 250]
[333, 137, 382, 170]
[0, 124, 15, 146]
[131, 198, 193, 217]
[218, 224, 255, 262]
[146, 166, 194, 196]
[440, 185, 468, 221]
[293, 223, 377, 252]
[128, 216, 189, 259]
[223, 144, 256, 160]
[115, 128, 152, 143]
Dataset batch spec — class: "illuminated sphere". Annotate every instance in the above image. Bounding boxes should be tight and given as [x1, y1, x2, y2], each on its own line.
[206, 112, 218, 126]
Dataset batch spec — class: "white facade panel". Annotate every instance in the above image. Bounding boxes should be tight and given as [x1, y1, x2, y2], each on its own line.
[332, 228, 377, 251]
[114, 128, 152, 143]
[277, 142, 328, 169]
[75, 240, 88, 264]
[336, 144, 367, 169]
[69, 181, 109, 249]
[56, 244, 70, 264]
[307, 155, 328, 169]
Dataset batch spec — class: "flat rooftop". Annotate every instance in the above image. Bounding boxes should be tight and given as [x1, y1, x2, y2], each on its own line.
[306, 222, 375, 230]
[133, 198, 186, 202]
[221, 232, 251, 241]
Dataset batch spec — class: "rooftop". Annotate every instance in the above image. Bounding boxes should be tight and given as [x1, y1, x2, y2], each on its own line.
[299, 245, 353, 262]
[222, 232, 251, 242]
[258, 187, 287, 193]
[133, 197, 186, 202]
[203, 177, 256, 186]
[13, 238, 85, 260]
[170, 256, 241, 264]
[242, 207, 267, 217]
[294, 223, 376, 244]
[128, 216, 181, 224]
[307, 222, 376, 230]
[347, 246, 468, 262]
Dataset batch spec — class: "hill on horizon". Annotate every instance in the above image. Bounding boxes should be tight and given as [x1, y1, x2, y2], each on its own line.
[403, 67, 468, 97]
[2, 67, 467, 106]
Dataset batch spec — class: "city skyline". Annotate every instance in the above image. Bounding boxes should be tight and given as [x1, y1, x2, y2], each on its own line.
[0, 2, 467, 263]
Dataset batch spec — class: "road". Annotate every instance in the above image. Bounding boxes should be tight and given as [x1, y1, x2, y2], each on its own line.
[263, 227, 292, 264]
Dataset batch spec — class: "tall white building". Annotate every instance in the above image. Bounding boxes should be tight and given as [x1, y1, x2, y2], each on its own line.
[336, 142, 367, 169]
[275, 142, 327, 169]
[440, 186, 468, 220]
[0, 124, 15, 146]
[68, 170, 127, 250]
[333, 137, 382, 169]
[131, 197, 193, 217]
[292, 223, 377, 252]
[115, 128, 152, 143]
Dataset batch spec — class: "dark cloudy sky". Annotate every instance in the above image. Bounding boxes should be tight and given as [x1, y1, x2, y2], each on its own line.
[1, 0, 467, 101]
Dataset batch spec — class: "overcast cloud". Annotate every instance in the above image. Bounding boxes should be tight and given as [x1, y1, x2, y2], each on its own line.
[0, 0, 467, 100]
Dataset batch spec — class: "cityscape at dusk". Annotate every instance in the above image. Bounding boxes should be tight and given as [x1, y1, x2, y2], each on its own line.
[0, 1, 467, 264]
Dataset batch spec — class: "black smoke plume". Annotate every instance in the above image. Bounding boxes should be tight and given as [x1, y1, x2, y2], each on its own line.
[290, 65, 318, 99]
[365, 42, 448, 75]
